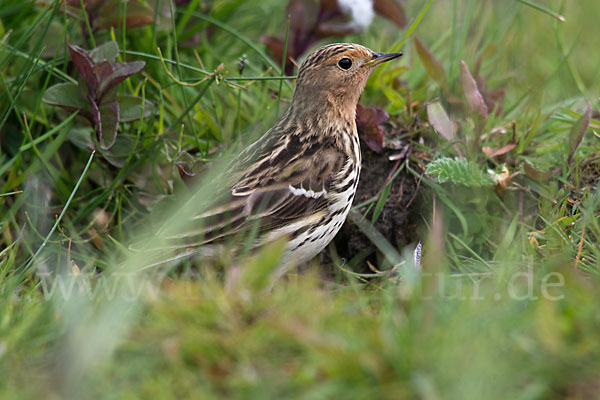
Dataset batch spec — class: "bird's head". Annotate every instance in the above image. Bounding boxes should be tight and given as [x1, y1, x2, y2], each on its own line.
[293, 43, 402, 113]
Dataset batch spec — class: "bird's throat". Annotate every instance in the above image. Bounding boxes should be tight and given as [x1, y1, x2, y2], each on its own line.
[291, 90, 359, 127]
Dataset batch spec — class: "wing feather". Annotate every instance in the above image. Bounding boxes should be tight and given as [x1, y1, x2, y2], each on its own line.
[158, 137, 347, 247]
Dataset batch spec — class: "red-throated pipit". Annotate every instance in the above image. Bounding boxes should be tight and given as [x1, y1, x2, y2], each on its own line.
[154, 43, 401, 267]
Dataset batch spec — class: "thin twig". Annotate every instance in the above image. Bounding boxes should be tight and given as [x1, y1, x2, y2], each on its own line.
[0, 190, 23, 197]
[157, 47, 213, 87]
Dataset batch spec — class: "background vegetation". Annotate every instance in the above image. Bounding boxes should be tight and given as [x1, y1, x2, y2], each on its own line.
[1, 0, 599, 398]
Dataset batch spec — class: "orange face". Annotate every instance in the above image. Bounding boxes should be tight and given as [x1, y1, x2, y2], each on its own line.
[294, 43, 402, 105]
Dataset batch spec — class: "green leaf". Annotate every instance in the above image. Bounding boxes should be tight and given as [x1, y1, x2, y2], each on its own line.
[67, 126, 94, 150]
[42, 83, 84, 111]
[102, 134, 136, 167]
[90, 41, 119, 63]
[117, 95, 155, 122]
[567, 101, 592, 164]
[426, 157, 494, 187]
[516, 111, 543, 154]
[372, 181, 392, 224]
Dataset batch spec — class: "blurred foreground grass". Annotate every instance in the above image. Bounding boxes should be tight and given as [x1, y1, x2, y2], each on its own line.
[1, 0, 600, 398]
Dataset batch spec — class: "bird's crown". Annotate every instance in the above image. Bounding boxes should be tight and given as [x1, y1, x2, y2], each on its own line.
[296, 43, 374, 85]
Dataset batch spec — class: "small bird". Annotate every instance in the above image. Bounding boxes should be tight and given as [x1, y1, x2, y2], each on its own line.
[156, 43, 402, 268]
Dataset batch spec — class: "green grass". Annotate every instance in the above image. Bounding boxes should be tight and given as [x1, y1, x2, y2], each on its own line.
[1, 0, 600, 398]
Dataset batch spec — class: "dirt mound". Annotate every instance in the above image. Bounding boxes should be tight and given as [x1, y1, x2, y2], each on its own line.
[330, 148, 422, 271]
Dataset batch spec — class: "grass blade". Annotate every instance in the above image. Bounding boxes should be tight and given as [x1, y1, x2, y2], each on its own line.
[516, 0, 565, 21]
[21, 151, 96, 272]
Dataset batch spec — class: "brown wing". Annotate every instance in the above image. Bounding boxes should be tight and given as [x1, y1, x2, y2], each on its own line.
[157, 134, 347, 248]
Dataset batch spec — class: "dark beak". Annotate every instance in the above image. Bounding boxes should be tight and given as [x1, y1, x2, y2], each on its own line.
[364, 51, 403, 67]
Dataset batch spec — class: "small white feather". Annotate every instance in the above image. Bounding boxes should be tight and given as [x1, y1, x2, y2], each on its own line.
[288, 184, 327, 199]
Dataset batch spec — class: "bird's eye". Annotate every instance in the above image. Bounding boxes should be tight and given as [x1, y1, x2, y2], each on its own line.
[338, 58, 352, 70]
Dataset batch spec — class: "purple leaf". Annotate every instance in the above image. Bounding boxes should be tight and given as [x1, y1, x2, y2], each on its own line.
[94, 60, 114, 83]
[475, 71, 505, 116]
[93, 0, 173, 31]
[482, 143, 516, 158]
[415, 37, 448, 92]
[99, 101, 120, 149]
[356, 103, 389, 153]
[98, 61, 145, 101]
[96, 1, 154, 30]
[89, 94, 101, 135]
[523, 161, 553, 182]
[459, 60, 488, 120]
[568, 101, 592, 164]
[427, 102, 455, 142]
[260, 35, 290, 69]
[91, 97, 119, 150]
[373, 0, 406, 28]
[175, 151, 200, 179]
[69, 45, 98, 96]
